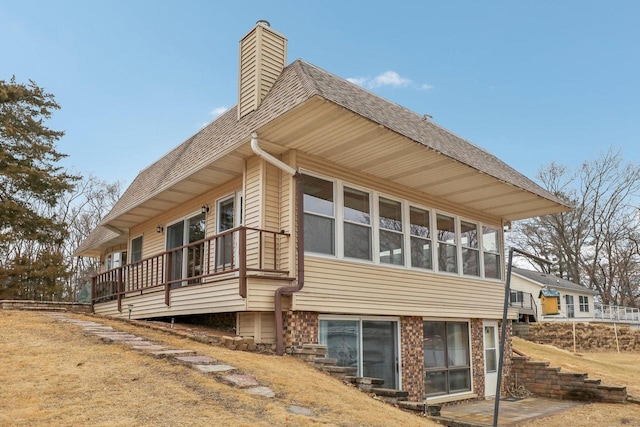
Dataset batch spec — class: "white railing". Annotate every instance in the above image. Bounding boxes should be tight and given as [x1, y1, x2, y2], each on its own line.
[594, 303, 640, 323]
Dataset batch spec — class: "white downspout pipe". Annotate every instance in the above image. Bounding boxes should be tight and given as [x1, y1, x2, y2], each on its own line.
[250, 132, 296, 175]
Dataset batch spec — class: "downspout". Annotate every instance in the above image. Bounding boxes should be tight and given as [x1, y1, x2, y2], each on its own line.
[250, 132, 303, 356]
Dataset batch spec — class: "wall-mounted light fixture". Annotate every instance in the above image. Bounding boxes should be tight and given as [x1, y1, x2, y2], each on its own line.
[156, 225, 164, 233]
[201, 204, 210, 214]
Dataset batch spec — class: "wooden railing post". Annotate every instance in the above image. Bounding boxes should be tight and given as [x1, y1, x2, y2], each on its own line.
[239, 227, 247, 298]
[91, 276, 96, 312]
[164, 252, 171, 306]
[117, 267, 123, 312]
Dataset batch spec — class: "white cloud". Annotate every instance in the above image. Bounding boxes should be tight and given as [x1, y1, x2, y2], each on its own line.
[347, 71, 432, 91]
[210, 106, 228, 117]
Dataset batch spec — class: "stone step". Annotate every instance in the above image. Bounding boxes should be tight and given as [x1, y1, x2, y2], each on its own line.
[301, 344, 327, 350]
[313, 357, 338, 365]
[371, 388, 409, 398]
[377, 395, 408, 404]
[320, 365, 358, 374]
[346, 376, 385, 385]
[397, 401, 426, 412]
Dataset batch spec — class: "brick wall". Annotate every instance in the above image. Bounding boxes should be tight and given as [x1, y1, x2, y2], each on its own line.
[512, 356, 627, 403]
[283, 310, 318, 349]
[400, 316, 424, 400]
[500, 320, 513, 393]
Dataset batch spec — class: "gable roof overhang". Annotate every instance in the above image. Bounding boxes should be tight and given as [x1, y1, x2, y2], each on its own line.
[512, 268, 597, 295]
[78, 60, 571, 256]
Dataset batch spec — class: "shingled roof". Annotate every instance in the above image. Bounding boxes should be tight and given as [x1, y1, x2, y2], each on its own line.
[99, 59, 567, 227]
[512, 267, 597, 295]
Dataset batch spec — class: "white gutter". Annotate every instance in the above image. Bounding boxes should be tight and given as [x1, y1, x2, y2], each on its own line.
[250, 132, 296, 176]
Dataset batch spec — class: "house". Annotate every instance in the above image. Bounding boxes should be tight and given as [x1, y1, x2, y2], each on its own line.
[510, 267, 640, 326]
[509, 267, 597, 322]
[75, 21, 570, 403]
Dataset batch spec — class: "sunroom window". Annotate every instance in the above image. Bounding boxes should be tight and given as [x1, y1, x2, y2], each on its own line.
[482, 226, 501, 279]
[437, 214, 457, 273]
[379, 197, 403, 265]
[409, 206, 432, 270]
[343, 187, 371, 260]
[303, 175, 335, 255]
[461, 221, 480, 276]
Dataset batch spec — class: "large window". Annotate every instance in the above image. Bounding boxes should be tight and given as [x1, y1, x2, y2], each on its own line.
[216, 196, 234, 266]
[482, 226, 501, 279]
[301, 173, 502, 279]
[460, 221, 479, 276]
[579, 295, 589, 312]
[423, 321, 471, 397]
[343, 187, 372, 260]
[409, 206, 432, 270]
[166, 212, 206, 286]
[437, 214, 457, 274]
[379, 197, 403, 265]
[303, 175, 335, 255]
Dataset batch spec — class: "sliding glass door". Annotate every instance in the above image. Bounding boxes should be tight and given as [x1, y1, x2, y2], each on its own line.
[166, 212, 206, 287]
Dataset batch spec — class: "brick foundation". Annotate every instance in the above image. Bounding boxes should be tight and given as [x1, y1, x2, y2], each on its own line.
[400, 316, 424, 400]
[500, 320, 513, 393]
[470, 319, 485, 398]
[283, 310, 318, 349]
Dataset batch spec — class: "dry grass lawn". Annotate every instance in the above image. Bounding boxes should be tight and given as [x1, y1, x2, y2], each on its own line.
[513, 337, 640, 426]
[0, 310, 436, 427]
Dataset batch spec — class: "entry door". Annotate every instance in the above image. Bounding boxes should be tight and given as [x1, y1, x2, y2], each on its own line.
[566, 295, 575, 318]
[483, 320, 499, 398]
[166, 213, 206, 287]
[166, 221, 185, 286]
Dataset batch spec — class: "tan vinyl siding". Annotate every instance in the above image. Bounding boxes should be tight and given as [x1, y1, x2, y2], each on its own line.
[238, 22, 286, 119]
[296, 257, 511, 319]
[279, 151, 295, 273]
[237, 312, 276, 343]
[246, 277, 292, 311]
[244, 157, 262, 268]
[93, 278, 246, 319]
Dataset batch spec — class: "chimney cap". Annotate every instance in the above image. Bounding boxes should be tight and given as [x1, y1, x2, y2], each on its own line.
[256, 19, 270, 27]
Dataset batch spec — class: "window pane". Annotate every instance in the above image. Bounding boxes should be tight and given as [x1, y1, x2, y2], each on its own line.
[449, 369, 471, 393]
[425, 371, 447, 396]
[460, 221, 478, 248]
[319, 320, 359, 370]
[379, 197, 402, 231]
[303, 175, 334, 217]
[380, 230, 403, 265]
[217, 198, 234, 232]
[436, 214, 455, 244]
[446, 322, 469, 367]
[363, 321, 397, 389]
[304, 214, 335, 255]
[344, 222, 372, 260]
[188, 213, 206, 243]
[462, 248, 480, 276]
[423, 322, 446, 368]
[131, 236, 143, 263]
[410, 236, 432, 270]
[485, 350, 497, 373]
[410, 207, 430, 238]
[484, 252, 501, 279]
[438, 242, 457, 273]
[344, 187, 370, 224]
[482, 226, 499, 253]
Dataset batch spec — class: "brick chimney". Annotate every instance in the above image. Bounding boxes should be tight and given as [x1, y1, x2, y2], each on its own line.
[238, 20, 287, 120]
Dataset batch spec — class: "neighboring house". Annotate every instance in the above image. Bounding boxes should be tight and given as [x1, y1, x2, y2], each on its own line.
[75, 21, 570, 403]
[510, 267, 597, 322]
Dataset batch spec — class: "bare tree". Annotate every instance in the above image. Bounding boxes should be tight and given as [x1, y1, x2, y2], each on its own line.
[509, 148, 640, 307]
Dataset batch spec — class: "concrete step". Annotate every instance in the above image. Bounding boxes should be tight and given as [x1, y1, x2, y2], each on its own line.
[397, 401, 426, 412]
[371, 388, 409, 398]
[345, 376, 385, 385]
[321, 365, 358, 374]
[313, 357, 338, 365]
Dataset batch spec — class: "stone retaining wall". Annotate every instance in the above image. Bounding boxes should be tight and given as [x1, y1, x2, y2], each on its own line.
[526, 322, 640, 352]
[512, 355, 627, 403]
[1, 300, 92, 313]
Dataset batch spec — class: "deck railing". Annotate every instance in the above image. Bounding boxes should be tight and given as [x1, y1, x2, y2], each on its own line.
[509, 290, 538, 321]
[91, 227, 290, 310]
[594, 303, 640, 323]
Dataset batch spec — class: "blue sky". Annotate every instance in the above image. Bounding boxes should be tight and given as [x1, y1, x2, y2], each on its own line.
[2, 1, 639, 188]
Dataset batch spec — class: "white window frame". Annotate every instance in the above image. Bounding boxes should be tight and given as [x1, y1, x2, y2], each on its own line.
[299, 170, 504, 281]
[129, 234, 143, 264]
[165, 210, 207, 283]
[319, 314, 402, 389]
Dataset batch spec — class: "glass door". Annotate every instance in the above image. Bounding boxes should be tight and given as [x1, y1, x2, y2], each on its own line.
[166, 221, 184, 287]
[362, 320, 398, 389]
[187, 213, 206, 283]
[566, 295, 575, 318]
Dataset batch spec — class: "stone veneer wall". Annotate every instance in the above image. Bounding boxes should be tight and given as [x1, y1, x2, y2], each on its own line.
[283, 310, 319, 349]
[470, 319, 485, 398]
[500, 320, 513, 393]
[400, 316, 424, 400]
